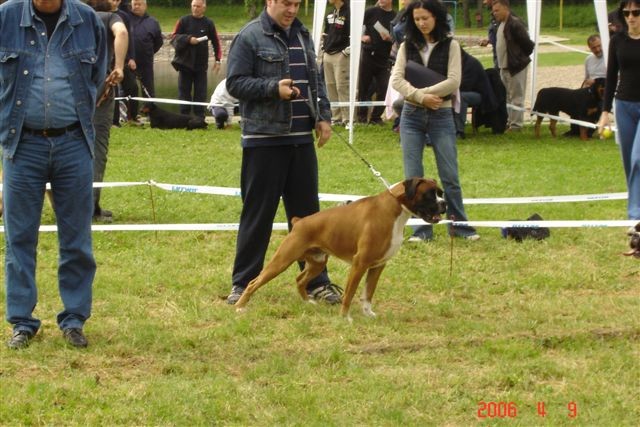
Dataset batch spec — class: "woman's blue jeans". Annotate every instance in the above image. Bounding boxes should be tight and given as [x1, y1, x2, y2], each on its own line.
[400, 103, 475, 237]
[614, 99, 640, 220]
[3, 128, 96, 334]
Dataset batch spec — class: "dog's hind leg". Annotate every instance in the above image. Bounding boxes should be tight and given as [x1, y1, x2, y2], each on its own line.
[360, 264, 385, 318]
[295, 250, 328, 302]
[234, 237, 305, 310]
[550, 119, 558, 137]
[534, 117, 542, 138]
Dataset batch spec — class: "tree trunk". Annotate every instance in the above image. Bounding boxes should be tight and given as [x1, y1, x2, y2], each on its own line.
[476, 0, 485, 28]
[462, 0, 471, 28]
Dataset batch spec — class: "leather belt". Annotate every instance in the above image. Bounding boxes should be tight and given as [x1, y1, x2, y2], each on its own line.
[22, 121, 81, 137]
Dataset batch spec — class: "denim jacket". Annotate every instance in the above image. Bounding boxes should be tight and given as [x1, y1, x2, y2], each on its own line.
[226, 10, 331, 135]
[0, 0, 107, 159]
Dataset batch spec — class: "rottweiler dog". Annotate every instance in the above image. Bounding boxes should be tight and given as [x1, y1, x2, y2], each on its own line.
[532, 78, 605, 141]
[140, 103, 207, 130]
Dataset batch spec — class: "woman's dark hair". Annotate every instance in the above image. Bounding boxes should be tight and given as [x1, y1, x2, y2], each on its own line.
[618, 0, 640, 31]
[403, 0, 450, 47]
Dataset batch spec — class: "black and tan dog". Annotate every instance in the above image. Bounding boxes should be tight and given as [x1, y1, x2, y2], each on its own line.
[624, 223, 640, 258]
[234, 177, 447, 320]
[139, 103, 207, 130]
[532, 78, 605, 141]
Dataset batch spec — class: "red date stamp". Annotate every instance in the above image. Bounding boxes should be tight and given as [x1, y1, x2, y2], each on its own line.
[477, 401, 578, 418]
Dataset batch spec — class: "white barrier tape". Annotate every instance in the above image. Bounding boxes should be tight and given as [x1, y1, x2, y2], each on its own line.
[543, 40, 591, 55]
[3, 219, 634, 233]
[115, 96, 210, 107]
[0, 181, 148, 192]
[507, 103, 617, 133]
[150, 181, 242, 197]
[529, 111, 598, 129]
[407, 219, 637, 228]
[148, 181, 627, 204]
[332, 101, 386, 107]
[463, 192, 628, 205]
[115, 96, 385, 109]
[7, 180, 625, 205]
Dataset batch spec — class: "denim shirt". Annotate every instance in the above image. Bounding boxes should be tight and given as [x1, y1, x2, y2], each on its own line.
[0, 0, 107, 159]
[226, 11, 331, 135]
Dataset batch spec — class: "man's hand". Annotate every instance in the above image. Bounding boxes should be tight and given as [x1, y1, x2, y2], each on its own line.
[105, 67, 124, 86]
[213, 61, 221, 74]
[278, 78, 300, 100]
[315, 120, 331, 147]
[128, 58, 137, 71]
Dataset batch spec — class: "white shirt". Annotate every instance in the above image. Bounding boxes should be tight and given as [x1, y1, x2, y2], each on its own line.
[584, 54, 606, 80]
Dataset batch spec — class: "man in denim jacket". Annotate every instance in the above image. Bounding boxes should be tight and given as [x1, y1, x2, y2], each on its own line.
[225, 0, 343, 305]
[0, 0, 107, 349]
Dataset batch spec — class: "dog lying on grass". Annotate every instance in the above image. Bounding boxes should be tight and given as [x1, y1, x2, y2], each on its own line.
[532, 78, 605, 141]
[624, 223, 640, 258]
[139, 103, 207, 130]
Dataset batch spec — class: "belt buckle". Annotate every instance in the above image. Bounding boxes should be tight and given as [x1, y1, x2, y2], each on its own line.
[42, 129, 49, 137]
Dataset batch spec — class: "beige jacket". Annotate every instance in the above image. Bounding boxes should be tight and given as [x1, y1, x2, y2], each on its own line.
[390, 39, 461, 109]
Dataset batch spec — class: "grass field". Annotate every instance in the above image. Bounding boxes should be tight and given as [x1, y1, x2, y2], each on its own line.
[1, 121, 638, 425]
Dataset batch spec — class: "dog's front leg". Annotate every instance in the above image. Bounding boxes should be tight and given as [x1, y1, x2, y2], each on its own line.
[340, 263, 368, 321]
[550, 119, 557, 137]
[579, 126, 589, 141]
[361, 264, 385, 318]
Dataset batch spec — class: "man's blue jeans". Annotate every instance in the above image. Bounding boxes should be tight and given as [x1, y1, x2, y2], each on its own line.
[455, 91, 482, 135]
[400, 103, 475, 237]
[614, 99, 640, 220]
[3, 128, 96, 334]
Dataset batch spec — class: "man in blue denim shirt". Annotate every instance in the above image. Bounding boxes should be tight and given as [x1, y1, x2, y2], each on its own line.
[225, 0, 343, 305]
[0, 0, 107, 349]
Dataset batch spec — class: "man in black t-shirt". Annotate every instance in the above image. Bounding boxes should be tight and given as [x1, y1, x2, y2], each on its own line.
[171, 0, 222, 118]
[357, 0, 395, 124]
[89, 0, 127, 222]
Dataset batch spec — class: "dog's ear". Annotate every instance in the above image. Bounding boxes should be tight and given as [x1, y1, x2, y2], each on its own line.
[403, 178, 420, 200]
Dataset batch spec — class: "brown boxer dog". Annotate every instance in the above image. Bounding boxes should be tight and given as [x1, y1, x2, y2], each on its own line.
[234, 177, 447, 320]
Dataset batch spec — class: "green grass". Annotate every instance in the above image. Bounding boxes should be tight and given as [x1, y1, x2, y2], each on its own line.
[1, 123, 638, 425]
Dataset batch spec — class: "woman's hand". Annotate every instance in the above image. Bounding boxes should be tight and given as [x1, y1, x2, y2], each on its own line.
[421, 94, 443, 110]
[597, 111, 611, 137]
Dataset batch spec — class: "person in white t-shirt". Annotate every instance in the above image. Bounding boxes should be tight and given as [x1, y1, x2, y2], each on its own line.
[583, 34, 607, 88]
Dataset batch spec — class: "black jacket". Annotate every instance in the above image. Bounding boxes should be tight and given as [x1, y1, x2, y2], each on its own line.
[502, 14, 534, 76]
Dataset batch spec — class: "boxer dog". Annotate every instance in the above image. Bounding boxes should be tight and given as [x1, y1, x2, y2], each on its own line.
[234, 177, 447, 320]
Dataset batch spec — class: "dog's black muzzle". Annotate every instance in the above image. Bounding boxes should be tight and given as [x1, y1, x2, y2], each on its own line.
[414, 191, 447, 224]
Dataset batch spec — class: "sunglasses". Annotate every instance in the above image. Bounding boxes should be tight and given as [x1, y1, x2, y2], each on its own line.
[622, 9, 640, 17]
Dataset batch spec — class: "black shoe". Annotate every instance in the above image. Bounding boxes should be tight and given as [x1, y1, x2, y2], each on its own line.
[307, 283, 343, 305]
[227, 285, 245, 305]
[7, 330, 34, 349]
[93, 207, 113, 223]
[63, 328, 88, 348]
